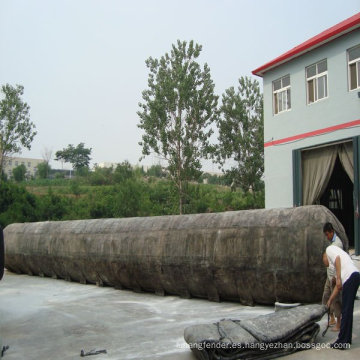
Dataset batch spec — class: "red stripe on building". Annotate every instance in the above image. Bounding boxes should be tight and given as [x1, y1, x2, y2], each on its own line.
[253, 12, 360, 77]
[264, 119, 360, 148]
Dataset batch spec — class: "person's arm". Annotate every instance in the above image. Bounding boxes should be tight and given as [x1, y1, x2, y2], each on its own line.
[326, 255, 342, 307]
[335, 255, 342, 290]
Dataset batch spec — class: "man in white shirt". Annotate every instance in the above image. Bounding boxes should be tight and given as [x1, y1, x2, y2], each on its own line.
[324, 245, 360, 349]
[322, 222, 343, 330]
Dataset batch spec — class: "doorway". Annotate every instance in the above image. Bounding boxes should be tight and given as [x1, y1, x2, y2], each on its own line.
[293, 138, 359, 253]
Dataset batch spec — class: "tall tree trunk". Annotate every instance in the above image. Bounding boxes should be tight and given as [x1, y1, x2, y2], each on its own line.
[179, 178, 183, 215]
[0, 151, 4, 183]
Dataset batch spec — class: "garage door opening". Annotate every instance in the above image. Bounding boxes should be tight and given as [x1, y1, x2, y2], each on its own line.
[294, 139, 356, 249]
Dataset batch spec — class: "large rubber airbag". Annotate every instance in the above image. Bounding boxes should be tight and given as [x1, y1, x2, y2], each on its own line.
[4, 206, 346, 304]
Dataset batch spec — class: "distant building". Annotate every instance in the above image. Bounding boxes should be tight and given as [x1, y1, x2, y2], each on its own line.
[97, 162, 150, 172]
[3, 156, 45, 178]
[253, 13, 360, 252]
[97, 162, 119, 169]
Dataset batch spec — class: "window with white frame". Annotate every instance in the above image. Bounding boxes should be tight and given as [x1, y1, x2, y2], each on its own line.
[306, 59, 328, 104]
[273, 75, 291, 114]
[348, 44, 360, 90]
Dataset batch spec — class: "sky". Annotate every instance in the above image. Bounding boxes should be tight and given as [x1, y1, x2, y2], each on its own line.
[0, 0, 359, 171]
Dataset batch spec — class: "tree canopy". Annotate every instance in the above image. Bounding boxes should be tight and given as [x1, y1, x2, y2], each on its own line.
[216, 76, 264, 193]
[55, 143, 92, 171]
[137, 40, 219, 214]
[0, 84, 37, 178]
[12, 164, 27, 182]
[36, 162, 51, 179]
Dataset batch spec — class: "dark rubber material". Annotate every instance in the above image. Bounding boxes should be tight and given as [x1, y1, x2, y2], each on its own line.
[0, 226, 4, 280]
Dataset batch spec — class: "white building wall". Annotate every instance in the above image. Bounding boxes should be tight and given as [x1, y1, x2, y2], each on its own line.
[263, 29, 360, 209]
[3, 156, 45, 178]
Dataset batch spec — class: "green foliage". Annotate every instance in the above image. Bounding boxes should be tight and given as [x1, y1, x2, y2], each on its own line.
[0, 182, 38, 227]
[146, 164, 166, 178]
[38, 188, 72, 221]
[69, 180, 82, 197]
[146, 179, 178, 215]
[0, 176, 264, 227]
[55, 143, 92, 171]
[0, 84, 37, 178]
[198, 172, 231, 186]
[88, 188, 115, 218]
[1, 171, 7, 182]
[87, 161, 136, 186]
[216, 76, 264, 192]
[112, 180, 145, 217]
[75, 166, 90, 178]
[54, 171, 66, 179]
[138, 40, 219, 214]
[86, 179, 151, 218]
[174, 182, 264, 214]
[12, 164, 27, 182]
[0, 67, 266, 223]
[26, 177, 69, 187]
[113, 161, 135, 183]
[89, 166, 114, 185]
[36, 162, 51, 179]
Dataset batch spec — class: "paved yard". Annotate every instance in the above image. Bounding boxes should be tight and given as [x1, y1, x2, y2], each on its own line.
[0, 263, 359, 360]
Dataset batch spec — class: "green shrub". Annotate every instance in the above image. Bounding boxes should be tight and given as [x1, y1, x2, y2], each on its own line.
[0, 182, 39, 227]
[0, 176, 265, 225]
[37, 188, 73, 221]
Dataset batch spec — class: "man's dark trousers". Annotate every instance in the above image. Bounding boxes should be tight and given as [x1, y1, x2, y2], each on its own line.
[335, 271, 360, 347]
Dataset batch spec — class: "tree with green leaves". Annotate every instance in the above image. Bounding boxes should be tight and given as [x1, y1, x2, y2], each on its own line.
[0, 182, 39, 227]
[146, 164, 166, 178]
[36, 162, 51, 179]
[12, 164, 27, 182]
[137, 40, 219, 214]
[216, 76, 264, 193]
[113, 160, 135, 183]
[0, 84, 37, 180]
[55, 143, 92, 172]
[40, 147, 52, 178]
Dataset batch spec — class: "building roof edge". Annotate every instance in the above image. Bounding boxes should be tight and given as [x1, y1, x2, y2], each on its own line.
[252, 12, 360, 77]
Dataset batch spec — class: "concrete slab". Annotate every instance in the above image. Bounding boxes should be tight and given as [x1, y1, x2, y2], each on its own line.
[0, 270, 271, 360]
[0, 266, 360, 360]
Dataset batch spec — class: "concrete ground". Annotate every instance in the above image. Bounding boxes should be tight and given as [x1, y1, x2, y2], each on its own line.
[0, 263, 359, 360]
